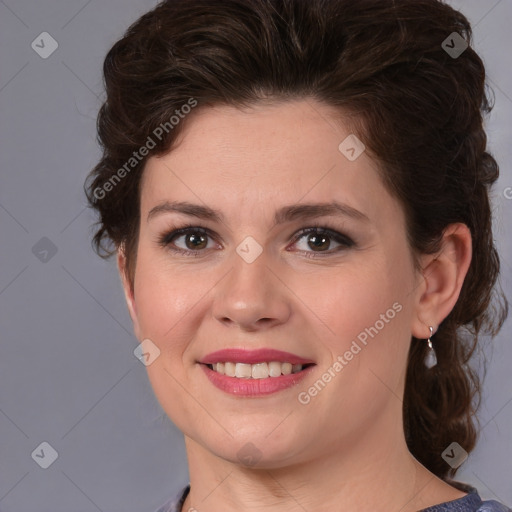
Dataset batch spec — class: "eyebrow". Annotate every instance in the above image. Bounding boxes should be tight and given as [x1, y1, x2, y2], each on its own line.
[147, 200, 370, 227]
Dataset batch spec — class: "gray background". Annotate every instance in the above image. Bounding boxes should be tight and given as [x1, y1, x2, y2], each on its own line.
[0, 1, 510, 511]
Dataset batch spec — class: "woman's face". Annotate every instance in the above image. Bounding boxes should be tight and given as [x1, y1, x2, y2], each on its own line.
[120, 99, 428, 467]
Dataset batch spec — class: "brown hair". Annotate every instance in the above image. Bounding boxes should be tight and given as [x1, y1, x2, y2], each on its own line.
[84, 0, 508, 479]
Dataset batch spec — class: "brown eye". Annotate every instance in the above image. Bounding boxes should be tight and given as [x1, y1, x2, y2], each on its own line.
[183, 231, 208, 250]
[159, 226, 215, 256]
[291, 227, 354, 257]
[306, 233, 331, 251]
[159, 225, 354, 258]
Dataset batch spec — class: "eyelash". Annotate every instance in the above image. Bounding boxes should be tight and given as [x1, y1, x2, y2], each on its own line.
[157, 222, 355, 258]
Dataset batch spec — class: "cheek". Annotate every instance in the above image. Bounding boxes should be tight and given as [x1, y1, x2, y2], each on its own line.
[132, 248, 195, 347]
[298, 261, 409, 348]
[302, 250, 414, 389]
[131, 249, 205, 429]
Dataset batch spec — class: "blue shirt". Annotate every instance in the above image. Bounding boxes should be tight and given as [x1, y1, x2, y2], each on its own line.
[153, 481, 511, 512]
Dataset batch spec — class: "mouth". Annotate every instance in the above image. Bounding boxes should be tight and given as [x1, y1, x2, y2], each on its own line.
[198, 348, 316, 396]
[204, 361, 315, 379]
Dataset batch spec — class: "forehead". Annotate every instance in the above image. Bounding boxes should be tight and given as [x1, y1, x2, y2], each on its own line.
[139, 99, 402, 228]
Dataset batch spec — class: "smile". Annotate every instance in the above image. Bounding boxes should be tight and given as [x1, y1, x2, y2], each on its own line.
[206, 361, 311, 379]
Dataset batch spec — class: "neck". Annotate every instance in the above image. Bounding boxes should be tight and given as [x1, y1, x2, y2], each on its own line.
[180, 413, 443, 512]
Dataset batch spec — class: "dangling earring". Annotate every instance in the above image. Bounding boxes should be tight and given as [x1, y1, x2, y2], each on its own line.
[424, 326, 437, 369]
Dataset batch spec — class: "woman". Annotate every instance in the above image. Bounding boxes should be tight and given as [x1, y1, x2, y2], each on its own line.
[85, 0, 510, 510]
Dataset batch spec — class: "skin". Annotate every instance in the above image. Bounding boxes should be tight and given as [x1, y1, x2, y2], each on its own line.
[117, 99, 472, 512]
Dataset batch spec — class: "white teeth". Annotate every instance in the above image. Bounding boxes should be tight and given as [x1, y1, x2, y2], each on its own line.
[251, 362, 269, 379]
[224, 362, 236, 377]
[268, 361, 282, 377]
[235, 363, 252, 378]
[281, 362, 292, 375]
[210, 361, 305, 378]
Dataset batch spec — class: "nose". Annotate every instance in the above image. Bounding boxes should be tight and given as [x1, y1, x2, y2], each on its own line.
[211, 248, 291, 332]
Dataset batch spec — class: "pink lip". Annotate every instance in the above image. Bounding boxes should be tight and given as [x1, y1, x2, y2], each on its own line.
[200, 348, 315, 365]
[200, 363, 315, 397]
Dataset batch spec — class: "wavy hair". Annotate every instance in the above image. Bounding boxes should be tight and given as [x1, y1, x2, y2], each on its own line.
[84, 0, 508, 479]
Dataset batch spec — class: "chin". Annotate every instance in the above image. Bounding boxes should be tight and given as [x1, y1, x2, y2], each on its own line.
[208, 431, 307, 469]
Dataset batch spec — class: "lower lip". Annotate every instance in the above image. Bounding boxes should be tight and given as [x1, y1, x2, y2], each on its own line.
[200, 364, 315, 396]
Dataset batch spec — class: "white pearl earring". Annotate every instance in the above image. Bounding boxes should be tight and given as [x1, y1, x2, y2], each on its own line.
[424, 325, 437, 369]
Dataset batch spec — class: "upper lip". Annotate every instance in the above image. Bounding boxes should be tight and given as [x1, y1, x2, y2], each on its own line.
[199, 348, 315, 365]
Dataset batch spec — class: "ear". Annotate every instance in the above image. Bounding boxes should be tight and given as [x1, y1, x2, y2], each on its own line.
[411, 223, 472, 339]
[117, 247, 142, 341]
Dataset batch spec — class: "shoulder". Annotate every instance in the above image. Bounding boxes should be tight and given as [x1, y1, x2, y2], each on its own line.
[457, 480, 511, 512]
[152, 484, 190, 512]
[476, 501, 512, 512]
[420, 480, 511, 512]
